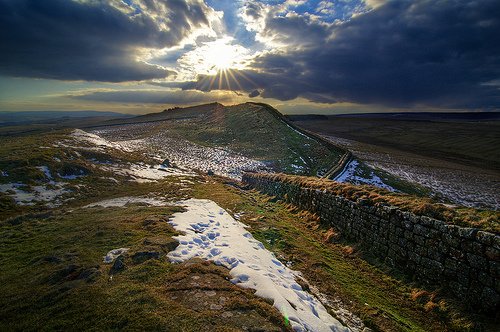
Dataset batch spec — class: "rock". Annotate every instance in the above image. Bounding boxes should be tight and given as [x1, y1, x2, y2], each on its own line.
[210, 304, 223, 310]
[132, 251, 160, 264]
[79, 266, 101, 282]
[103, 248, 129, 263]
[480, 287, 499, 309]
[47, 264, 81, 284]
[222, 311, 233, 318]
[110, 255, 126, 274]
[41, 255, 62, 264]
[142, 237, 178, 252]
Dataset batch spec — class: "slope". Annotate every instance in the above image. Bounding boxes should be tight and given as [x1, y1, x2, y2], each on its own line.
[92, 102, 345, 177]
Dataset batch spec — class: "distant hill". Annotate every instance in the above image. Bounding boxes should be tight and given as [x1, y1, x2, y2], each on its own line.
[0, 110, 131, 126]
[290, 111, 500, 172]
[288, 112, 500, 122]
[91, 102, 346, 176]
[328, 111, 500, 122]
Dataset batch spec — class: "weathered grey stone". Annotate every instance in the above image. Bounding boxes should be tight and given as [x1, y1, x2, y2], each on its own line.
[413, 224, 429, 237]
[457, 227, 478, 240]
[419, 216, 435, 227]
[478, 271, 494, 287]
[443, 233, 460, 248]
[110, 255, 126, 274]
[414, 235, 426, 246]
[132, 251, 160, 264]
[485, 247, 499, 261]
[476, 231, 495, 246]
[467, 253, 488, 270]
[480, 287, 499, 309]
[449, 247, 465, 260]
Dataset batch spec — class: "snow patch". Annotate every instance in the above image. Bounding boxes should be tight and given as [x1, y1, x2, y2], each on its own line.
[0, 182, 68, 206]
[167, 199, 348, 332]
[102, 163, 196, 182]
[71, 129, 130, 151]
[85, 196, 170, 208]
[36, 166, 53, 181]
[335, 159, 395, 191]
[103, 248, 129, 263]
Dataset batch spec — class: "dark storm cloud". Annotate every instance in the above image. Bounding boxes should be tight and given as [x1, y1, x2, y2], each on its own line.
[0, 0, 210, 82]
[248, 90, 260, 98]
[197, 0, 500, 109]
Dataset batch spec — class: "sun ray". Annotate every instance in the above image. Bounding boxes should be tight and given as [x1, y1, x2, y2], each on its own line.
[226, 69, 244, 92]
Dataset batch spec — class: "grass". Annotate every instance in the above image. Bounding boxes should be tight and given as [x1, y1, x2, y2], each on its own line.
[294, 116, 500, 172]
[246, 172, 500, 233]
[0, 193, 289, 331]
[193, 178, 494, 331]
[0, 120, 495, 331]
[141, 103, 344, 176]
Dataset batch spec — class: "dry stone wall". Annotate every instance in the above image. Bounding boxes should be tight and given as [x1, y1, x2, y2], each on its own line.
[242, 173, 500, 312]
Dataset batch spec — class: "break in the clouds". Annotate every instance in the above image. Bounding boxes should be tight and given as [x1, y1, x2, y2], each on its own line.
[0, 0, 499, 112]
[188, 0, 500, 109]
[0, 0, 216, 82]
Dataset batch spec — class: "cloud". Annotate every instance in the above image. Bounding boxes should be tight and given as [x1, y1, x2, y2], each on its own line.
[0, 0, 214, 82]
[70, 88, 235, 104]
[193, 0, 500, 109]
[248, 90, 260, 98]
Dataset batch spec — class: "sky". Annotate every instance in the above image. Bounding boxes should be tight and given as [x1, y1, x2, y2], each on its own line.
[0, 0, 499, 115]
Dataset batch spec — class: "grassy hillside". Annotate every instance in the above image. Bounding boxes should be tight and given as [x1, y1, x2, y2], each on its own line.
[292, 115, 500, 172]
[94, 102, 345, 176]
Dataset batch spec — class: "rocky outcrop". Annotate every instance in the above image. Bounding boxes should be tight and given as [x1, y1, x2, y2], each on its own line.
[243, 172, 500, 312]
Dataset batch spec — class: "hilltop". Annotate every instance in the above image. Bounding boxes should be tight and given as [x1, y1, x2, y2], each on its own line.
[89, 102, 345, 177]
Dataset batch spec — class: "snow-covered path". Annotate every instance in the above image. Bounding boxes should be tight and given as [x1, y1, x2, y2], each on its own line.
[167, 198, 348, 332]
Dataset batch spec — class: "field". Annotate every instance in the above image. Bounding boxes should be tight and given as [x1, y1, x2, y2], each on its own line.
[0, 106, 498, 331]
[291, 114, 500, 209]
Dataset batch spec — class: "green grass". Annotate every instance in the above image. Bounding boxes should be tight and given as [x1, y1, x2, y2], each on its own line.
[146, 103, 344, 176]
[0, 197, 289, 331]
[295, 117, 500, 172]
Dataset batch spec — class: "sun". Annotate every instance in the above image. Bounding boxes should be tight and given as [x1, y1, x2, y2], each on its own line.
[179, 37, 250, 76]
[202, 38, 249, 74]
[205, 43, 238, 71]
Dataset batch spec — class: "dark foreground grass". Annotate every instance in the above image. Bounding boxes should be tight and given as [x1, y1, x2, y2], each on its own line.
[194, 178, 494, 331]
[0, 201, 289, 331]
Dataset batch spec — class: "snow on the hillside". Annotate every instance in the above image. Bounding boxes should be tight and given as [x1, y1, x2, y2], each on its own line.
[85, 196, 171, 208]
[71, 129, 134, 151]
[68, 129, 198, 181]
[167, 198, 348, 332]
[0, 183, 68, 206]
[91, 125, 270, 180]
[334, 159, 395, 191]
[36, 166, 53, 181]
[102, 163, 196, 182]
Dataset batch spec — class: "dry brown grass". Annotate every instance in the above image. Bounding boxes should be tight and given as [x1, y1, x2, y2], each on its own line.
[247, 173, 500, 233]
